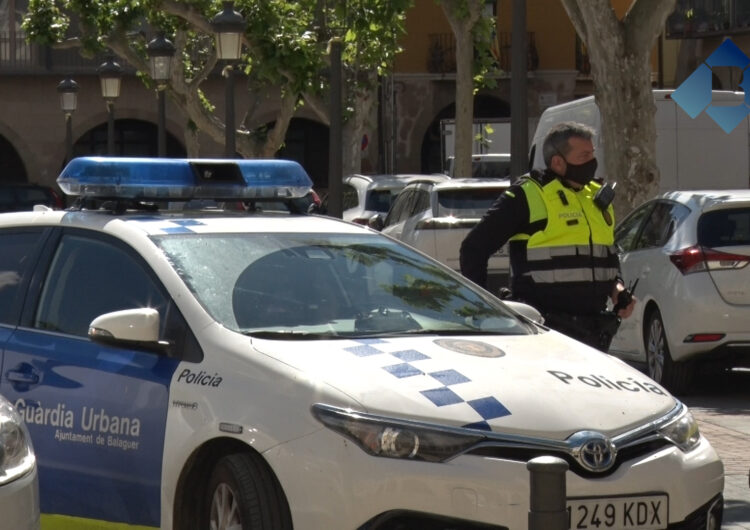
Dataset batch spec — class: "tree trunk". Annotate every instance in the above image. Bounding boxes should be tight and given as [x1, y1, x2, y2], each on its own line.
[559, 0, 677, 220]
[440, 0, 484, 179]
[589, 48, 659, 219]
[342, 79, 378, 176]
[453, 26, 475, 178]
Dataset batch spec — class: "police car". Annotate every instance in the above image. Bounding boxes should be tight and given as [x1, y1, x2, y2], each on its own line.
[0, 157, 723, 529]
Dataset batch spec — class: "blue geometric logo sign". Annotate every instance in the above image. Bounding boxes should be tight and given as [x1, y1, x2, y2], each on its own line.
[672, 38, 750, 134]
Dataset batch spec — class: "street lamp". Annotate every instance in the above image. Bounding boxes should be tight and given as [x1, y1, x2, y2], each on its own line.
[211, 1, 246, 157]
[147, 32, 176, 157]
[57, 76, 78, 163]
[97, 55, 123, 156]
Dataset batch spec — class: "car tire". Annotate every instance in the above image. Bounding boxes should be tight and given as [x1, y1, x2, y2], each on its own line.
[645, 308, 694, 395]
[204, 453, 292, 530]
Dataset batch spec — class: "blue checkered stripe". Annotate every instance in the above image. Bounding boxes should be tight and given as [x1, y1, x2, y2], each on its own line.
[131, 219, 207, 234]
[344, 339, 511, 431]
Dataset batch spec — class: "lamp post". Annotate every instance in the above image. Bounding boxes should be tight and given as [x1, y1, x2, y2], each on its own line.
[97, 55, 123, 156]
[57, 76, 79, 163]
[147, 32, 176, 157]
[211, 1, 246, 157]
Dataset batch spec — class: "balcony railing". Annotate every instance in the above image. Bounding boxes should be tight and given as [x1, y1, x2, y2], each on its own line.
[426, 31, 538, 74]
[0, 34, 133, 74]
[666, 0, 750, 39]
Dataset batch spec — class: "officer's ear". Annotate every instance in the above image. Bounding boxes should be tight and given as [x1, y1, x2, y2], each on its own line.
[549, 153, 566, 175]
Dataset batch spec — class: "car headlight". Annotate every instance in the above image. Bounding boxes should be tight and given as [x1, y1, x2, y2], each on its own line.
[657, 407, 700, 452]
[0, 399, 35, 485]
[312, 403, 485, 462]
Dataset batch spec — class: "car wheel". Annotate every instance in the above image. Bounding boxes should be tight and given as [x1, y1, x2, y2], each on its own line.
[204, 453, 292, 530]
[645, 308, 693, 395]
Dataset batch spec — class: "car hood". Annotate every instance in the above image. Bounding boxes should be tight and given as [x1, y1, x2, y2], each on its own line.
[250, 331, 676, 440]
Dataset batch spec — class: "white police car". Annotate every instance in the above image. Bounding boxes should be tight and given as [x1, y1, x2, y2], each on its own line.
[0, 157, 723, 529]
[0, 393, 39, 530]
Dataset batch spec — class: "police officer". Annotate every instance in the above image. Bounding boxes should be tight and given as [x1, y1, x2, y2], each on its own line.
[460, 121, 635, 351]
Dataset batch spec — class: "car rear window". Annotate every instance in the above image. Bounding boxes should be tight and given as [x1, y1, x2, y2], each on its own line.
[472, 160, 511, 179]
[437, 188, 505, 217]
[698, 208, 750, 247]
[365, 189, 398, 213]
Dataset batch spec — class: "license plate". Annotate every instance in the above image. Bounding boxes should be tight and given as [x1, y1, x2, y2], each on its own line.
[567, 494, 668, 529]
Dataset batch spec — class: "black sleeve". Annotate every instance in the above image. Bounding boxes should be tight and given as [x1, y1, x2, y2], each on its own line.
[459, 185, 530, 287]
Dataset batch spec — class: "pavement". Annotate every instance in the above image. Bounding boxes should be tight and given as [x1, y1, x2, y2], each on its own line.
[681, 369, 750, 529]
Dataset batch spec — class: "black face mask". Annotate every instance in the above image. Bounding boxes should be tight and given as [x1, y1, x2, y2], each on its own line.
[563, 157, 598, 185]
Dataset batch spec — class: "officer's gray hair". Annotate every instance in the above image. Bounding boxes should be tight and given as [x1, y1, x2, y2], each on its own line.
[542, 121, 596, 166]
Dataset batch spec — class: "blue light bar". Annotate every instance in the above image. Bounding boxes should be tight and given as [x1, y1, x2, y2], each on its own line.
[58, 157, 313, 200]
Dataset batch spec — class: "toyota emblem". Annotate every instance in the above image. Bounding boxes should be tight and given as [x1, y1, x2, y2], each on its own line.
[569, 431, 617, 472]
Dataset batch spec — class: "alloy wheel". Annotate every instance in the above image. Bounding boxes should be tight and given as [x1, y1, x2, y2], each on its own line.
[647, 316, 665, 383]
[210, 483, 242, 530]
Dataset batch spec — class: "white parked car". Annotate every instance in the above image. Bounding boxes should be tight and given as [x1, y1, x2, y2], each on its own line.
[610, 189, 750, 395]
[379, 178, 512, 295]
[0, 158, 723, 529]
[446, 153, 512, 179]
[0, 394, 39, 530]
[329, 173, 447, 225]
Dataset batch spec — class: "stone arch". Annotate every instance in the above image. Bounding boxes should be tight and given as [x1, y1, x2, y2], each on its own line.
[264, 117, 330, 190]
[419, 94, 511, 174]
[72, 116, 186, 160]
[0, 133, 28, 183]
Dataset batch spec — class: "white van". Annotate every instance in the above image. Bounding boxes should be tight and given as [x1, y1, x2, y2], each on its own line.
[529, 90, 750, 191]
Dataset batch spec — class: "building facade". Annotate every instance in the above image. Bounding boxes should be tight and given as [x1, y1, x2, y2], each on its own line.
[0, 0, 673, 193]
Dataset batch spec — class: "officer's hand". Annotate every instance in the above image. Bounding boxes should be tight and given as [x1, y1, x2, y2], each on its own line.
[618, 296, 636, 319]
[611, 282, 636, 319]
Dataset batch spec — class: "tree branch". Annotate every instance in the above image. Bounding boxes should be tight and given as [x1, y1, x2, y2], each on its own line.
[624, 0, 677, 55]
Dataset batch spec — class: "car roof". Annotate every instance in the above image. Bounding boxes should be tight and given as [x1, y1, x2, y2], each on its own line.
[361, 174, 449, 189]
[420, 177, 511, 191]
[658, 189, 750, 211]
[0, 208, 368, 237]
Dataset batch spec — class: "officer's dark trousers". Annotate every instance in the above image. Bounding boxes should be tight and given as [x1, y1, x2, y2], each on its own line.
[542, 312, 620, 353]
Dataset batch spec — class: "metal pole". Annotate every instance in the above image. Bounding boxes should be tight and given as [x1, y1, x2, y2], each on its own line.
[328, 38, 343, 218]
[225, 64, 236, 158]
[107, 100, 115, 156]
[510, 0, 528, 178]
[65, 113, 73, 162]
[157, 88, 167, 157]
[527, 456, 568, 530]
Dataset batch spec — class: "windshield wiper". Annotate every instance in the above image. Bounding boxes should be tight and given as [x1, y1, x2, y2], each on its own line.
[245, 330, 341, 340]
[352, 328, 511, 338]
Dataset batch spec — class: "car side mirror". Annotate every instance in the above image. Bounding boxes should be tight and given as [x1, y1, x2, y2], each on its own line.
[88, 308, 170, 353]
[368, 214, 385, 231]
[502, 300, 545, 325]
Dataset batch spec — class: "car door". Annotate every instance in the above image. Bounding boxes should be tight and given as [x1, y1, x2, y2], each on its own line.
[611, 200, 689, 358]
[609, 202, 656, 358]
[0, 228, 49, 357]
[0, 229, 191, 527]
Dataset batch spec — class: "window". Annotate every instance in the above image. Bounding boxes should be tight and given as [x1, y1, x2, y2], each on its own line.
[364, 189, 398, 214]
[35, 234, 167, 337]
[437, 187, 506, 217]
[614, 202, 654, 252]
[341, 183, 359, 210]
[384, 189, 415, 226]
[0, 230, 42, 325]
[412, 189, 431, 216]
[698, 208, 750, 247]
[637, 201, 689, 249]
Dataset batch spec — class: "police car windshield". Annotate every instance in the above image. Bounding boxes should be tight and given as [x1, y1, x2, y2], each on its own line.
[152, 232, 534, 338]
